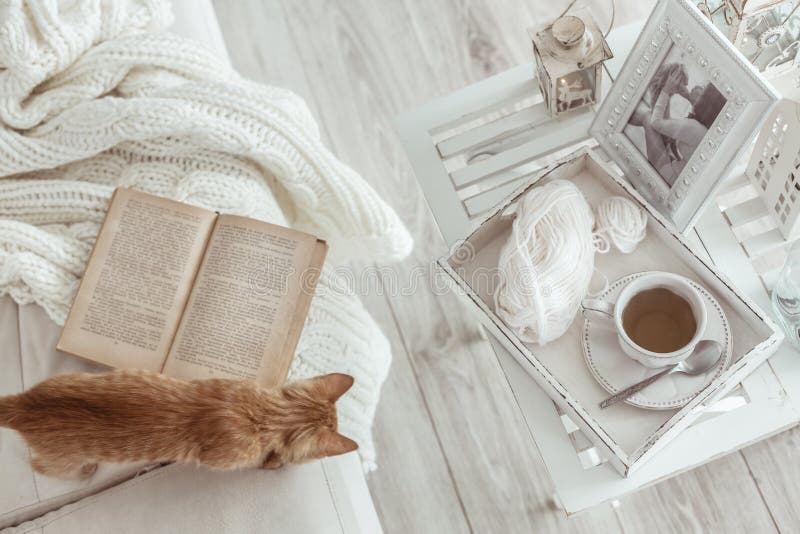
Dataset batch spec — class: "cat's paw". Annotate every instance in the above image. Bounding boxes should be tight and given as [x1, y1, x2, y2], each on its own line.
[79, 463, 98, 479]
[261, 451, 284, 469]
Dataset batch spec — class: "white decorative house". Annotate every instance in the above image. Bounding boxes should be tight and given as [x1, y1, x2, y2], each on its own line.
[746, 98, 800, 238]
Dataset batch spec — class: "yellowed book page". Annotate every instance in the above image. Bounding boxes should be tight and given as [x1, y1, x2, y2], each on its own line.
[57, 188, 217, 371]
[276, 239, 328, 380]
[163, 215, 324, 387]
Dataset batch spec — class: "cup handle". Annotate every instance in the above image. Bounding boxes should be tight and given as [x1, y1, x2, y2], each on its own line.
[581, 298, 615, 323]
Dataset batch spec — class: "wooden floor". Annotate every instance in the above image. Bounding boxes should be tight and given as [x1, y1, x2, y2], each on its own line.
[213, 1, 800, 532]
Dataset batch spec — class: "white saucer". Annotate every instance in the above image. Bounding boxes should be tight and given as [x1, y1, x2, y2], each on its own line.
[582, 272, 732, 410]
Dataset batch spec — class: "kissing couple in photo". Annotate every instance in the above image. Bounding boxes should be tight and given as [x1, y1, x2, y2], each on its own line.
[628, 61, 726, 185]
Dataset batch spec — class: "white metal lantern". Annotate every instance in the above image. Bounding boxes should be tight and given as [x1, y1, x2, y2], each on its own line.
[528, 11, 613, 117]
[698, 0, 800, 76]
[746, 99, 800, 239]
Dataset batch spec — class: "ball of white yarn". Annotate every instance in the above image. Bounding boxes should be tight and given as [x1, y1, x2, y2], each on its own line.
[594, 196, 647, 254]
[494, 179, 596, 345]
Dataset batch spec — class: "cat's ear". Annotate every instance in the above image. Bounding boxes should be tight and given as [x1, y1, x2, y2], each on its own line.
[315, 373, 354, 403]
[318, 430, 359, 457]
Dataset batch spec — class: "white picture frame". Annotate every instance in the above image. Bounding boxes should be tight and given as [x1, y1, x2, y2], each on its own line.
[591, 0, 779, 232]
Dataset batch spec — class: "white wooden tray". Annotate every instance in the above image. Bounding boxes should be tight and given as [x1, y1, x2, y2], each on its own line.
[438, 148, 783, 476]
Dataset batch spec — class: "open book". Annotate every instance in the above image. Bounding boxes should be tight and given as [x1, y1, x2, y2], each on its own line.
[57, 188, 327, 387]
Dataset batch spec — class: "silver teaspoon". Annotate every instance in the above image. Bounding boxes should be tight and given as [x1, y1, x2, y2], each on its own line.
[599, 340, 723, 409]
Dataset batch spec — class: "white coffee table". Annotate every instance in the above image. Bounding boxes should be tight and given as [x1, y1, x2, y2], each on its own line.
[395, 19, 800, 515]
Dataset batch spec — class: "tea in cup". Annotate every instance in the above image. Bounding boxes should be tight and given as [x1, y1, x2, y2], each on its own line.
[581, 272, 707, 368]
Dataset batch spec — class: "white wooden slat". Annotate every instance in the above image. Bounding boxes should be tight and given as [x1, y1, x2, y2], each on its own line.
[456, 165, 529, 201]
[559, 412, 579, 433]
[447, 71, 613, 189]
[394, 63, 540, 246]
[725, 197, 771, 228]
[715, 181, 758, 212]
[436, 102, 547, 158]
[569, 430, 596, 454]
[752, 247, 788, 277]
[449, 112, 595, 188]
[757, 266, 783, 289]
[692, 207, 789, 398]
[762, 269, 779, 292]
[464, 177, 528, 218]
[741, 228, 790, 258]
[462, 139, 605, 217]
[577, 448, 606, 469]
[692, 389, 749, 426]
[717, 173, 752, 198]
[429, 75, 540, 137]
[692, 203, 800, 449]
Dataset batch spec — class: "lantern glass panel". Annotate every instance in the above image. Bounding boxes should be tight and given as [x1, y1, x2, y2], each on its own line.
[556, 67, 597, 113]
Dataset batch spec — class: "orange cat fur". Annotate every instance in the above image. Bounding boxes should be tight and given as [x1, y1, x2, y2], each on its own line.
[0, 370, 357, 480]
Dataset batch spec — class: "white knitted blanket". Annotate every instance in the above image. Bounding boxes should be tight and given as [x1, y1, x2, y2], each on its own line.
[0, 0, 412, 470]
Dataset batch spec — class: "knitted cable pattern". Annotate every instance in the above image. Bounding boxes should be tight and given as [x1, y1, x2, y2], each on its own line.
[0, 0, 413, 471]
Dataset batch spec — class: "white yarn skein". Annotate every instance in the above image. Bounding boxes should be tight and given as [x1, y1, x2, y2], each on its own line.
[594, 196, 647, 253]
[494, 180, 597, 345]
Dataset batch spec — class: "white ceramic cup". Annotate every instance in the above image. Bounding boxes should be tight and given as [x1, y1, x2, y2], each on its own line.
[581, 272, 707, 368]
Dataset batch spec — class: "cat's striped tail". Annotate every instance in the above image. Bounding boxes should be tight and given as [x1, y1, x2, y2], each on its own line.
[0, 395, 20, 427]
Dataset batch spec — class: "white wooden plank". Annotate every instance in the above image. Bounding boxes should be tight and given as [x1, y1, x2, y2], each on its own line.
[577, 448, 607, 469]
[763, 269, 779, 292]
[725, 197, 771, 228]
[718, 173, 752, 198]
[429, 76, 540, 137]
[694, 202, 800, 406]
[560, 412, 580, 434]
[752, 247, 789, 277]
[570, 430, 597, 454]
[689, 386, 749, 427]
[692, 206, 789, 398]
[464, 176, 528, 217]
[741, 228, 790, 258]
[449, 115, 594, 187]
[448, 69, 616, 189]
[436, 102, 547, 158]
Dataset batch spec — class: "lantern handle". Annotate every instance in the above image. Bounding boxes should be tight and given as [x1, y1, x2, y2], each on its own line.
[604, 0, 616, 38]
[555, 0, 616, 38]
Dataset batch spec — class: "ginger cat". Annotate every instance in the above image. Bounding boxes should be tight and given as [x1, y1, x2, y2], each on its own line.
[0, 370, 357, 480]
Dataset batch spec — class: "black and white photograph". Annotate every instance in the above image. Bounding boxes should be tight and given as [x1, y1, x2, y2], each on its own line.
[623, 45, 727, 187]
